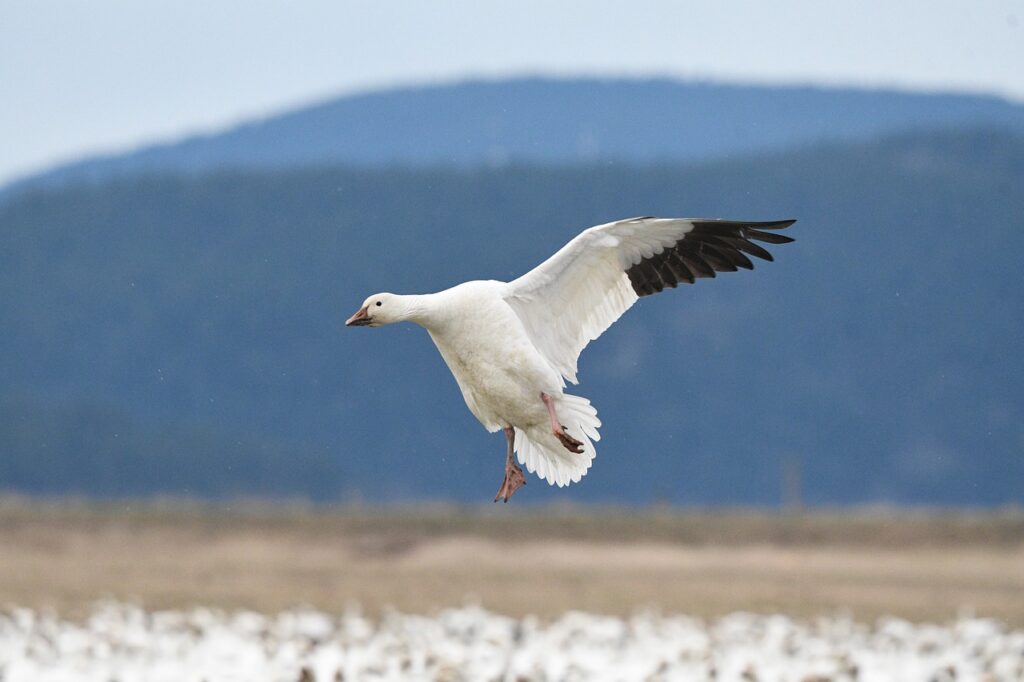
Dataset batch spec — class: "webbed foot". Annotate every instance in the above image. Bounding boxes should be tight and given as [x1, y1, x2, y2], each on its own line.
[494, 426, 526, 503]
[554, 428, 584, 454]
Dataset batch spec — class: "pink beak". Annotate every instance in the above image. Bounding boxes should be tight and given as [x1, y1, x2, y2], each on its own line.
[345, 305, 372, 326]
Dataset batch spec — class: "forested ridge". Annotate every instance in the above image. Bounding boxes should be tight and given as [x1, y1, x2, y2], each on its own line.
[2, 129, 1021, 504]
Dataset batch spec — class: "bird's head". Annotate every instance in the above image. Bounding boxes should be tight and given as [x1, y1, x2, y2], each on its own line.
[345, 292, 402, 327]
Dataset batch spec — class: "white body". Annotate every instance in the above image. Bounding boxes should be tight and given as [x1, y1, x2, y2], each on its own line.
[426, 281, 562, 431]
[412, 281, 601, 486]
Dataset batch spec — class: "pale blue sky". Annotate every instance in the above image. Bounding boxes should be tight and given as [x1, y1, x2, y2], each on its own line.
[3, 0, 1022, 185]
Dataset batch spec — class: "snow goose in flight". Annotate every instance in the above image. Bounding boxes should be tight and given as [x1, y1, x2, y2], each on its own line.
[346, 217, 795, 502]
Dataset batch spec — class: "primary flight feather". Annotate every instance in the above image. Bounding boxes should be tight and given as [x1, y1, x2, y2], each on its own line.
[346, 216, 795, 501]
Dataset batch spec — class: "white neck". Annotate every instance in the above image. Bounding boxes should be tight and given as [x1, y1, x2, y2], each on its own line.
[393, 293, 434, 326]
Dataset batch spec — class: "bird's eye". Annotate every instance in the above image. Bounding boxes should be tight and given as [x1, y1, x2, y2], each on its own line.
[375, 301, 382, 307]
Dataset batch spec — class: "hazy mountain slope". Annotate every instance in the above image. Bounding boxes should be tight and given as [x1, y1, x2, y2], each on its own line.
[1, 129, 1021, 505]
[7, 78, 1024, 195]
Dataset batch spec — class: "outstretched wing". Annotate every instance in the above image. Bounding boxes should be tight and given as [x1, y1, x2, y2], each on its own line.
[503, 217, 795, 384]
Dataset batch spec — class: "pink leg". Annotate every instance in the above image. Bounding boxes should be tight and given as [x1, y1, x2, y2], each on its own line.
[494, 427, 526, 503]
[541, 392, 584, 454]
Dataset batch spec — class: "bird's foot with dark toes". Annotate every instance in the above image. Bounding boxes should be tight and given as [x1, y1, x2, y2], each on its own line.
[555, 429, 584, 454]
[494, 462, 526, 503]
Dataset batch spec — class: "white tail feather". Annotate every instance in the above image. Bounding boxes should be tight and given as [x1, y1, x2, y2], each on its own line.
[514, 394, 601, 487]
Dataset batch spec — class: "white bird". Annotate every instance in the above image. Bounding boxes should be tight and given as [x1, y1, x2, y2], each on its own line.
[346, 216, 795, 502]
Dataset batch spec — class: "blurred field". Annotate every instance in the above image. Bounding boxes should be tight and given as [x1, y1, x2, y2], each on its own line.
[1, 499, 1022, 625]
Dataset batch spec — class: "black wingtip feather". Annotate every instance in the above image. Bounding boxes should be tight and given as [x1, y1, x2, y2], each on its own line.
[744, 229, 795, 245]
[747, 219, 796, 229]
[712, 235, 775, 262]
[625, 217, 796, 297]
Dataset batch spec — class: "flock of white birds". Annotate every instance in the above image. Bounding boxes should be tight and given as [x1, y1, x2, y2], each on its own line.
[2, 603, 1021, 681]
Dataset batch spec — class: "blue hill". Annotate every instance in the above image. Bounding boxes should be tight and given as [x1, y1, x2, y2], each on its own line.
[6, 78, 1024, 196]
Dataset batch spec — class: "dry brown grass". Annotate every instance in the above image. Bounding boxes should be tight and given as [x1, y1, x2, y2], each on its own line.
[1, 499, 1022, 624]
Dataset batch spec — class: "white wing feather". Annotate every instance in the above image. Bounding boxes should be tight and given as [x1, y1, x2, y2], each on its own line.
[504, 217, 696, 384]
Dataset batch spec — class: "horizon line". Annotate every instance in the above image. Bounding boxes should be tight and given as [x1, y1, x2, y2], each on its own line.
[3, 71, 1022, 189]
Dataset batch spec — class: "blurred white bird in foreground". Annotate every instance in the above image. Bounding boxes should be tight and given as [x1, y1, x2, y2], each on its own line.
[346, 217, 796, 501]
